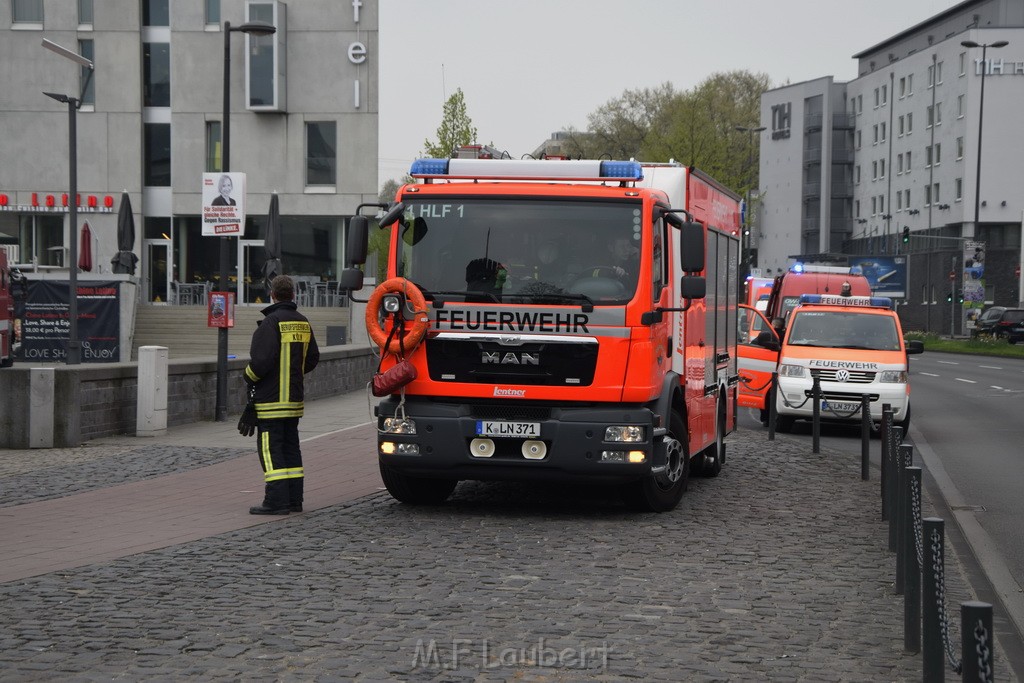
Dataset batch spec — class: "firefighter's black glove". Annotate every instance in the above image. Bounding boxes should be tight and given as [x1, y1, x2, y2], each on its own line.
[237, 402, 257, 437]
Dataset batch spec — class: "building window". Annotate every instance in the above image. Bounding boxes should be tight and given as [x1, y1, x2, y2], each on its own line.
[144, 123, 171, 186]
[245, 1, 286, 111]
[957, 94, 964, 118]
[955, 178, 963, 201]
[956, 136, 964, 160]
[206, 0, 220, 25]
[872, 161, 878, 180]
[904, 189, 910, 207]
[873, 124, 879, 144]
[143, 0, 169, 26]
[857, 95, 862, 113]
[855, 129, 861, 148]
[925, 185, 932, 205]
[935, 102, 942, 125]
[855, 200, 860, 218]
[907, 74, 913, 94]
[934, 143, 941, 166]
[206, 122, 222, 172]
[143, 43, 170, 107]
[898, 115, 904, 136]
[12, 0, 43, 23]
[959, 52, 966, 76]
[881, 84, 888, 105]
[78, 40, 94, 106]
[897, 153, 903, 175]
[874, 88, 879, 108]
[933, 183, 940, 203]
[855, 165, 861, 184]
[879, 195, 885, 213]
[926, 146, 932, 167]
[881, 122, 886, 142]
[305, 121, 337, 186]
[880, 159, 885, 179]
[897, 191, 903, 210]
[906, 112, 912, 134]
[872, 196, 877, 215]
[899, 77, 906, 98]
[78, 0, 93, 26]
[927, 105, 934, 127]
[906, 151, 911, 171]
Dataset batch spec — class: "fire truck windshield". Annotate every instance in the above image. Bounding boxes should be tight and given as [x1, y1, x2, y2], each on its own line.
[393, 198, 642, 305]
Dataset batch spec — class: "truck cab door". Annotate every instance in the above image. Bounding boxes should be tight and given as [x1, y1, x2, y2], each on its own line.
[737, 304, 779, 411]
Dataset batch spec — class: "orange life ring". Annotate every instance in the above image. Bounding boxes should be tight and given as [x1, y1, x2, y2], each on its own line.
[365, 277, 430, 355]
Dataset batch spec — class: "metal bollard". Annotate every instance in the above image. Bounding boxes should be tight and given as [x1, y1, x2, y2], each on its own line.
[896, 443, 913, 592]
[860, 394, 871, 481]
[904, 466, 921, 653]
[888, 424, 903, 553]
[961, 601, 994, 683]
[767, 372, 778, 442]
[922, 517, 945, 682]
[880, 403, 892, 520]
[811, 372, 821, 454]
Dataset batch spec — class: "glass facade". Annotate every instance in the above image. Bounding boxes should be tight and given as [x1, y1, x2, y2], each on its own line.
[143, 0, 169, 27]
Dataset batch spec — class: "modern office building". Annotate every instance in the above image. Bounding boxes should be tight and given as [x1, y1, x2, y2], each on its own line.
[758, 0, 1024, 333]
[0, 0, 378, 311]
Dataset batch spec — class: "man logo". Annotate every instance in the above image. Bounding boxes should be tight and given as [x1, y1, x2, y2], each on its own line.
[482, 351, 540, 366]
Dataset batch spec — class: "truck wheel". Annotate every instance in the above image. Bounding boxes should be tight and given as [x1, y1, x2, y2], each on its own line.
[0, 356, 12, 368]
[622, 412, 688, 512]
[696, 399, 725, 477]
[378, 462, 457, 505]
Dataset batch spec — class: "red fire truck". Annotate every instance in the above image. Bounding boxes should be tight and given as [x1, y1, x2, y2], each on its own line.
[343, 155, 742, 511]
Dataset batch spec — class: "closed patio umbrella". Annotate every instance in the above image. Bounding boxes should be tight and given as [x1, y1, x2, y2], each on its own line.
[77, 221, 93, 272]
[261, 193, 283, 293]
[110, 192, 138, 275]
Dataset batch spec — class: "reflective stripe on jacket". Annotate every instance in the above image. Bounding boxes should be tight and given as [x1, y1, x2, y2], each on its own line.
[245, 301, 320, 419]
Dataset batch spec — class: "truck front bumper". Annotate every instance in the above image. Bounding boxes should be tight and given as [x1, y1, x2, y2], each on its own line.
[375, 397, 661, 483]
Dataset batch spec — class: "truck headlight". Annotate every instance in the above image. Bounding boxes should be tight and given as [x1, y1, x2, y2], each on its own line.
[878, 370, 908, 383]
[381, 417, 417, 434]
[778, 364, 806, 378]
[605, 425, 645, 442]
[382, 294, 402, 313]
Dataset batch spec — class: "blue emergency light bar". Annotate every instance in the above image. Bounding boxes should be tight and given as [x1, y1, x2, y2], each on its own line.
[799, 294, 893, 308]
[409, 158, 643, 181]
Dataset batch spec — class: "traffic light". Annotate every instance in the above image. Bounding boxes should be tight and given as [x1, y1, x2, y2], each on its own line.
[958, 290, 965, 304]
[902, 226, 910, 244]
[946, 291, 953, 303]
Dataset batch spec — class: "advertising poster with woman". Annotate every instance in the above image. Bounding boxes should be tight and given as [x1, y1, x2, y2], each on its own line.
[201, 172, 246, 237]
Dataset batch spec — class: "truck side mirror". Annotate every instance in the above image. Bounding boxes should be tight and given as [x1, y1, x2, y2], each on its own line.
[339, 268, 364, 293]
[906, 339, 925, 355]
[346, 216, 369, 267]
[679, 275, 705, 299]
[679, 222, 705, 273]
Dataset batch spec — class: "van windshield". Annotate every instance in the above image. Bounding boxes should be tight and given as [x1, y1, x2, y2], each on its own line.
[786, 310, 901, 351]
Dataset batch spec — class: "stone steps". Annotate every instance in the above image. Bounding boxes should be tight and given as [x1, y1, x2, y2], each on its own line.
[131, 304, 354, 360]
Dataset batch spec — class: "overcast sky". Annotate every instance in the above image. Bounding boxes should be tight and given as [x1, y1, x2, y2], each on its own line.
[378, 0, 956, 186]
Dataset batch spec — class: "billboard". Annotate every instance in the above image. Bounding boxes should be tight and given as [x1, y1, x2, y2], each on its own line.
[848, 255, 907, 298]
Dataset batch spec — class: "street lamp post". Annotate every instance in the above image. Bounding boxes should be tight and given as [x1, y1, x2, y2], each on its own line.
[961, 39, 1009, 232]
[216, 20, 277, 421]
[41, 39, 94, 366]
[735, 125, 766, 276]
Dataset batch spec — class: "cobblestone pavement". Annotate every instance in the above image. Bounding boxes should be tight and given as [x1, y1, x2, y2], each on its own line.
[0, 427, 1006, 682]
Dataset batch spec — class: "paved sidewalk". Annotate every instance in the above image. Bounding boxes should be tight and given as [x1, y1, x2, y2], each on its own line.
[0, 389, 379, 584]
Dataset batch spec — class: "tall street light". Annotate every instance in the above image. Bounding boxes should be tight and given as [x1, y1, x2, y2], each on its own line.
[961, 39, 1008, 232]
[216, 19, 277, 422]
[41, 39, 94, 366]
[735, 125, 766, 276]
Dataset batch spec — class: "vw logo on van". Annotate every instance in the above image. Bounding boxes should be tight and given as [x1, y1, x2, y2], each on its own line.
[835, 369, 850, 383]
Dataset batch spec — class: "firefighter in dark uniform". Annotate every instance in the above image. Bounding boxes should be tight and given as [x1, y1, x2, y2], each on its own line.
[242, 275, 320, 515]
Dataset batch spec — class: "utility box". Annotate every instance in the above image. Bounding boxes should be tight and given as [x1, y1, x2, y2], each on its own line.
[326, 325, 347, 346]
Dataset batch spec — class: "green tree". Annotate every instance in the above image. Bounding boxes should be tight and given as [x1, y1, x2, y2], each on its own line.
[423, 88, 478, 158]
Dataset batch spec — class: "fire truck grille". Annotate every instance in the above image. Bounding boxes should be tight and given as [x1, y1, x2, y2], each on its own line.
[426, 338, 598, 386]
[812, 369, 877, 383]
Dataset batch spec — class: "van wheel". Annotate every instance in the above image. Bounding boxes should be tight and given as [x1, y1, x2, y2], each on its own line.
[379, 462, 457, 505]
[622, 412, 688, 512]
[898, 404, 911, 432]
[697, 400, 725, 477]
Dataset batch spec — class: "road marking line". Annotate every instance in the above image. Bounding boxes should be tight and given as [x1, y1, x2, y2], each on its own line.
[938, 360, 959, 365]
[991, 386, 1003, 390]
[920, 372, 940, 377]
[955, 378, 976, 384]
[980, 365, 1002, 370]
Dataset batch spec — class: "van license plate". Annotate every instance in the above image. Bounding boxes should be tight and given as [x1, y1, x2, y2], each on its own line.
[476, 421, 540, 438]
[822, 401, 859, 413]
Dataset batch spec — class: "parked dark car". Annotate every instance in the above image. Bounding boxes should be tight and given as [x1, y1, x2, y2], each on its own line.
[993, 308, 1024, 344]
[972, 306, 1007, 338]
